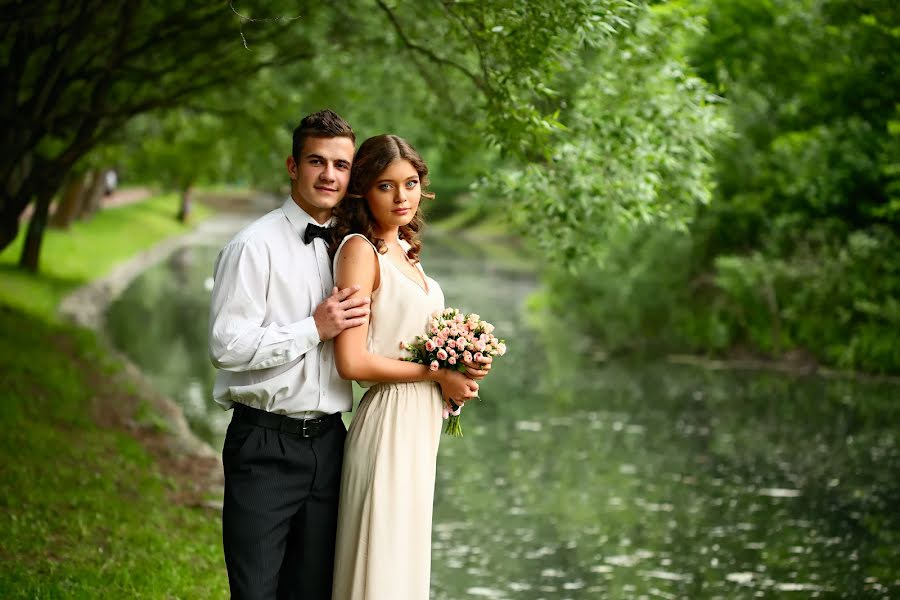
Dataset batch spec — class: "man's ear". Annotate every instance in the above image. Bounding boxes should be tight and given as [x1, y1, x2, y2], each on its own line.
[286, 155, 299, 180]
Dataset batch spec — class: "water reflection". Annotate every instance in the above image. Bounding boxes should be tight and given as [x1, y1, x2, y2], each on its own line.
[106, 245, 230, 442]
[106, 233, 899, 599]
[432, 354, 899, 599]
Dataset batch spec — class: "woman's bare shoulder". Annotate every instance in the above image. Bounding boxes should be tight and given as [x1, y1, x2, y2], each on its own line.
[337, 234, 377, 260]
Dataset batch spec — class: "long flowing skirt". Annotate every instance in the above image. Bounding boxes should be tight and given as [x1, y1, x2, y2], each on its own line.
[331, 381, 443, 600]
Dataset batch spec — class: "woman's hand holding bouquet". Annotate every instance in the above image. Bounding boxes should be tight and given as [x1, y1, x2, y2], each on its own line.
[404, 308, 506, 436]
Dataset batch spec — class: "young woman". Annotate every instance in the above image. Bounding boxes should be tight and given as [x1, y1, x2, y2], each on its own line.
[328, 134, 488, 599]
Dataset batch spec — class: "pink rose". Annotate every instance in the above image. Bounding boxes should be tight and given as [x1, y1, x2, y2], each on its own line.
[474, 352, 483, 362]
[463, 351, 473, 363]
[437, 349, 448, 361]
[448, 348, 457, 357]
[430, 360, 440, 371]
[448, 355, 457, 365]
[475, 340, 486, 352]
[456, 338, 468, 350]
[425, 340, 435, 352]
[455, 314, 464, 323]
[441, 327, 450, 338]
[497, 343, 507, 355]
[434, 336, 444, 347]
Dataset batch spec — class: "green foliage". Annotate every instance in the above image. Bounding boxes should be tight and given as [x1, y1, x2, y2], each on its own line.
[689, 0, 900, 371]
[0, 194, 210, 320]
[482, 3, 725, 268]
[119, 112, 232, 191]
[536, 0, 900, 374]
[541, 218, 900, 373]
[81, 0, 719, 244]
[536, 224, 740, 358]
[1, 1, 320, 251]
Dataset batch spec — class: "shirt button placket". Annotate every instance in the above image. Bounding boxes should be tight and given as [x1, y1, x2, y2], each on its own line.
[314, 238, 329, 411]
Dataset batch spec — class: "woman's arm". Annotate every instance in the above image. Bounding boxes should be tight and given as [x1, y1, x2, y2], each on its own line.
[333, 236, 477, 403]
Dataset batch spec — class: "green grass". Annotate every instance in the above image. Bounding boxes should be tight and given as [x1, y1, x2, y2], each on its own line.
[0, 193, 211, 320]
[0, 196, 225, 597]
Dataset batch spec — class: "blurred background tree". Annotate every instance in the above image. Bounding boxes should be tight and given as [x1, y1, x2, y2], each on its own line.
[540, 0, 900, 373]
[0, 0, 330, 268]
[4, 0, 896, 373]
[3, 0, 712, 269]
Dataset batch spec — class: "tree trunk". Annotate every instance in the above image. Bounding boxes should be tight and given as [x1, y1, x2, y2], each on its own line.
[49, 174, 87, 229]
[177, 184, 193, 223]
[78, 169, 106, 220]
[18, 188, 54, 272]
[0, 197, 24, 252]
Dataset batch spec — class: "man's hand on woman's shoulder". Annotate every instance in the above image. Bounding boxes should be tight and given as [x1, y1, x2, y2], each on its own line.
[314, 285, 370, 341]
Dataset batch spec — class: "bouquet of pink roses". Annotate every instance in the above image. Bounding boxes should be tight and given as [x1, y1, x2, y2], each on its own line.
[404, 307, 506, 436]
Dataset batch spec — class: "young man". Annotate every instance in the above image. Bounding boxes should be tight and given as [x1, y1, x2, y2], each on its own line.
[208, 109, 368, 599]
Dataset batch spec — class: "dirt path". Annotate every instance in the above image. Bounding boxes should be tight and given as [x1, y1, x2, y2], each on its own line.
[18, 186, 153, 223]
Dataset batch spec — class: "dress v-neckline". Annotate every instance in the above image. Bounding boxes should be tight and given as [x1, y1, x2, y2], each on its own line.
[382, 255, 430, 295]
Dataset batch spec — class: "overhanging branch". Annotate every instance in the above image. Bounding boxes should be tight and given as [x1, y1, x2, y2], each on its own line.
[375, 0, 485, 92]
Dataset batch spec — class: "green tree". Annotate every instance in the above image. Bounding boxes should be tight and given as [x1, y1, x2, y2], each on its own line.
[689, 0, 900, 370]
[489, 3, 724, 267]
[0, 0, 316, 270]
[4, 1, 719, 277]
[539, 0, 900, 373]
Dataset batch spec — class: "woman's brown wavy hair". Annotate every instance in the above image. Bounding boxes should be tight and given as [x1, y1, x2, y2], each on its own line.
[329, 134, 435, 263]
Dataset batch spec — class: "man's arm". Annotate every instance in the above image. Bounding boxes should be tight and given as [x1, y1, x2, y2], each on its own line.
[208, 241, 368, 372]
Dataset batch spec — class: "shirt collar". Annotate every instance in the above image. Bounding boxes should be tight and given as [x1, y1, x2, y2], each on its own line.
[281, 197, 334, 236]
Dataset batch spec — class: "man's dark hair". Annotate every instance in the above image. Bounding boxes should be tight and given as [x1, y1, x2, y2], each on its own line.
[292, 109, 355, 162]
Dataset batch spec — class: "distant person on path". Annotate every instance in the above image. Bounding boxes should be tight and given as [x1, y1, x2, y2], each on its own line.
[104, 168, 117, 196]
[208, 109, 369, 599]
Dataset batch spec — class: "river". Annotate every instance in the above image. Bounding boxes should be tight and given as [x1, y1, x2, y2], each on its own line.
[106, 218, 899, 599]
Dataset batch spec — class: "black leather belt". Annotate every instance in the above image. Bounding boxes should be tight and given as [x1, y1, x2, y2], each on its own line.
[232, 403, 340, 438]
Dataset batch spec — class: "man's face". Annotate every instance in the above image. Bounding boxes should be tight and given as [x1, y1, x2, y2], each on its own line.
[286, 136, 355, 222]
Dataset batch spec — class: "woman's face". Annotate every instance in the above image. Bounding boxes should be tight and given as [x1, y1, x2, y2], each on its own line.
[364, 159, 422, 232]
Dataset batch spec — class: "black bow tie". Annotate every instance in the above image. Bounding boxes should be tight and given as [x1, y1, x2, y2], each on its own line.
[303, 223, 330, 245]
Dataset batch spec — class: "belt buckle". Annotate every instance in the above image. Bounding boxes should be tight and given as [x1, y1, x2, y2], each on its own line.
[301, 418, 311, 438]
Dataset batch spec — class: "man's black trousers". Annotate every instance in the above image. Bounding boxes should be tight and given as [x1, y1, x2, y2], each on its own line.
[222, 405, 346, 600]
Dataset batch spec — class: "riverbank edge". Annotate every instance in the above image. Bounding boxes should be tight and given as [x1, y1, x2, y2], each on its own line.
[0, 195, 243, 596]
[429, 210, 898, 381]
[57, 213, 258, 481]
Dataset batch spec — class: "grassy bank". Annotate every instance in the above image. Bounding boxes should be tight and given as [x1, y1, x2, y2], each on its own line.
[1, 193, 211, 319]
[0, 194, 225, 597]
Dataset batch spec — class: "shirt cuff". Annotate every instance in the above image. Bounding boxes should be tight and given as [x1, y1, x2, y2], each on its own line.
[288, 316, 321, 352]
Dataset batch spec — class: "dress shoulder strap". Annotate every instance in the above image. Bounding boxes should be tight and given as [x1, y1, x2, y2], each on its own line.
[398, 238, 426, 274]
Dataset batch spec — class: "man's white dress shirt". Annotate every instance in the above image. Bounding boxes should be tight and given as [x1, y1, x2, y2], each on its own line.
[208, 198, 352, 417]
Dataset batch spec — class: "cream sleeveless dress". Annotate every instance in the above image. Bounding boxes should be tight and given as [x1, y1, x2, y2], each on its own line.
[331, 234, 445, 600]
